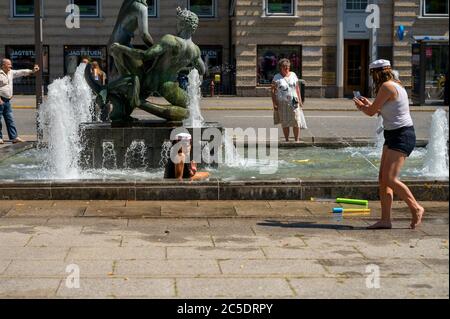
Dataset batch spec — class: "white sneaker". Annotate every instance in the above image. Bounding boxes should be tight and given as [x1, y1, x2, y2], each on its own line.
[0, 139, 4, 144]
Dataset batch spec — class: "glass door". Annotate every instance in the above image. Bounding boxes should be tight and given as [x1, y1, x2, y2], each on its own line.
[344, 40, 369, 97]
[424, 44, 449, 103]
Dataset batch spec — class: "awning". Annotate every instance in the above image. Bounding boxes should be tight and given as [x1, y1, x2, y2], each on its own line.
[413, 36, 449, 43]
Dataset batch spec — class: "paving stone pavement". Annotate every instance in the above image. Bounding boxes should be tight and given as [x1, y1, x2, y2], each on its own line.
[0, 200, 448, 299]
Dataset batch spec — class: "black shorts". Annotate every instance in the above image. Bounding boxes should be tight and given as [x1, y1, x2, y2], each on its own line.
[384, 126, 416, 157]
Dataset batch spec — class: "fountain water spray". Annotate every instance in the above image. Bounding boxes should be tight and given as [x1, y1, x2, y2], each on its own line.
[38, 63, 94, 178]
[423, 108, 449, 178]
[124, 140, 148, 169]
[202, 141, 211, 166]
[102, 141, 117, 169]
[159, 141, 172, 169]
[367, 116, 385, 157]
[375, 116, 385, 150]
[183, 69, 204, 128]
[221, 129, 247, 167]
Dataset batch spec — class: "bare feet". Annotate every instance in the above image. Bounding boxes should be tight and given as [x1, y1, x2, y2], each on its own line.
[12, 137, 25, 144]
[411, 206, 425, 229]
[367, 220, 392, 230]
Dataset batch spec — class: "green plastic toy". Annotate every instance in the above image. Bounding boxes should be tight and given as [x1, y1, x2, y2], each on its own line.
[336, 198, 369, 207]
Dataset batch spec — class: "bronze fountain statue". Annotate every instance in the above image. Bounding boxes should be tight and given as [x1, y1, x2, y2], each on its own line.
[80, 2, 221, 171]
[107, 0, 154, 50]
[85, 4, 206, 124]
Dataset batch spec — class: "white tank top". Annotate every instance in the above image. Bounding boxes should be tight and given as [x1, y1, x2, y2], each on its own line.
[380, 81, 414, 130]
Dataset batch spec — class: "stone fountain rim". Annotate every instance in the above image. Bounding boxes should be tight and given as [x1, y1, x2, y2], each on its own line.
[0, 178, 447, 201]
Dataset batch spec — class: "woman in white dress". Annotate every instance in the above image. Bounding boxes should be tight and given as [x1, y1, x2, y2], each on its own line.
[271, 58, 304, 142]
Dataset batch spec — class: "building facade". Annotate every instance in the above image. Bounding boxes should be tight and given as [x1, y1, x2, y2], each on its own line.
[0, 0, 448, 102]
[0, 0, 232, 95]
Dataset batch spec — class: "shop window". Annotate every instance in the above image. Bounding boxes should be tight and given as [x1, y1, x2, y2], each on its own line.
[266, 0, 295, 16]
[377, 46, 393, 66]
[257, 45, 302, 85]
[412, 42, 449, 104]
[64, 45, 107, 76]
[5, 45, 50, 94]
[421, 0, 449, 16]
[425, 45, 449, 101]
[345, 0, 368, 11]
[12, 0, 44, 17]
[148, 0, 157, 17]
[71, 0, 100, 17]
[198, 46, 223, 94]
[188, 0, 215, 18]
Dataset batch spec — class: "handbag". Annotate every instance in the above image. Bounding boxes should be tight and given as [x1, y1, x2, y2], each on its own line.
[291, 96, 299, 109]
[295, 107, 308, 129]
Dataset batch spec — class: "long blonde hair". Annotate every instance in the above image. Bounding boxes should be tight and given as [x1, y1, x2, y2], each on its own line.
[371, 67, 402, 95]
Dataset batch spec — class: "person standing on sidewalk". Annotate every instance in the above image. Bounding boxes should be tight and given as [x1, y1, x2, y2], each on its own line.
[271, 58, 304, 142]
[0, 58, 40, 144]
[353, 59, 424, 230]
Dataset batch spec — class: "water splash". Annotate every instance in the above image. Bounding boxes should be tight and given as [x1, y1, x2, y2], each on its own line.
[124, 140, 148, 169]
[202, 141, 211, 166]
[375, 116, 385, 150]
[159, 140, 172, 169]
[183, 68, 204, 128]
[422, 108, 449, 178]
[102, 141, 117, 169]
[367, 116, 385, 157]
[221, 129, 243, 167]
[316, 117, 379, 172]
[38, 63, 94, 178]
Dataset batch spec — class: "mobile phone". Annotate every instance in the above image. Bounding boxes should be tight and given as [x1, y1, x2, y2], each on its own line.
[353, 91, 362, 99]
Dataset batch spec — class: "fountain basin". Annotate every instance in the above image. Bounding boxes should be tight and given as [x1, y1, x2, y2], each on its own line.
[0, 179, 447, 201]
[0, 142, 448, 201]
[80, 121, 223, 169]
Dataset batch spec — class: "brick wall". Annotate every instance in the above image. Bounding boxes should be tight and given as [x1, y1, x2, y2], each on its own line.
[234, 0, 324, 97]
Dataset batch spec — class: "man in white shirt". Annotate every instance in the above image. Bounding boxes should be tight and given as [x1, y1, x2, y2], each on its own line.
[0, 58, 39, 144]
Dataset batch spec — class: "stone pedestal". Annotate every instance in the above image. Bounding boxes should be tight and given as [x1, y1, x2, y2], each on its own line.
[80, 120, 223, 170]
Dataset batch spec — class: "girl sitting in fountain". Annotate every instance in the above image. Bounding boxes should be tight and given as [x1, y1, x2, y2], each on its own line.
[164, 133, 210, 181]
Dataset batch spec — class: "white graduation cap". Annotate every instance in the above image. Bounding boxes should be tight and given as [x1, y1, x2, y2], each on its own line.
[369, 59, 391, 70]
[175, 133, 192, 141]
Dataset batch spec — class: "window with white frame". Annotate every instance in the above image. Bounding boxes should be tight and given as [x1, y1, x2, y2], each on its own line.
[421, 0, 449, 16]
[345, 0, 368, 11]
[188, 0, 215, 18]
[71, 0, 100, 17]
[148, 0, 157, 17]
[13, 0, 35, 17]
[266, 0, 295, 16]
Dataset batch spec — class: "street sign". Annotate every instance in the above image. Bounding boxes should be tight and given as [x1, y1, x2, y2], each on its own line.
[397, 25, 405, 41]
